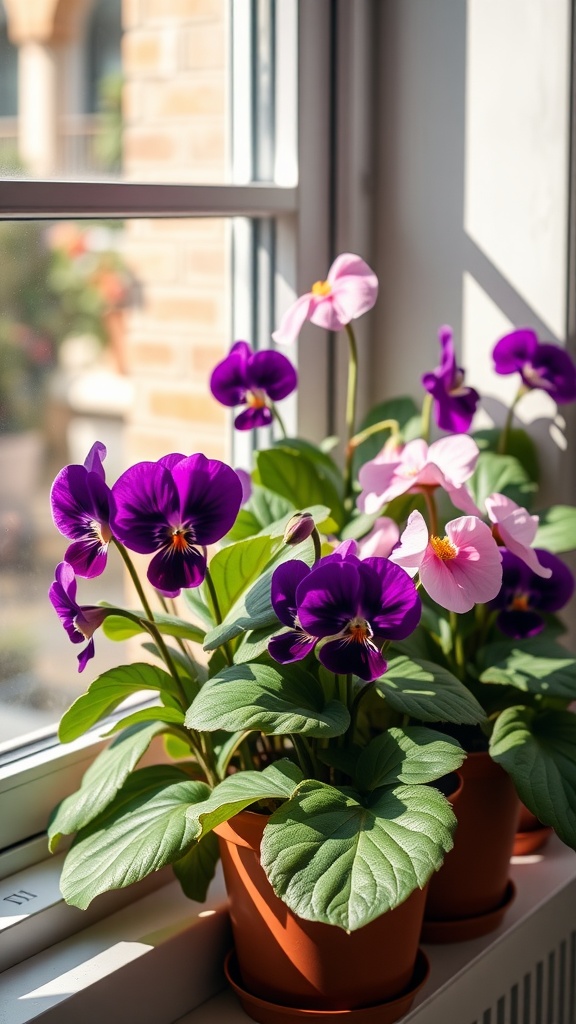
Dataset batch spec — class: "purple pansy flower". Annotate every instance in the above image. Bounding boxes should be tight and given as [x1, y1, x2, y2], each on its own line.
[111, 453, 243, 596]
[421, 325, 480, 433]
[210, 341, 297, 430]
[492, 328, 576, 404]
[489, 548, 574, 638]
[49, 561, 109, 672]
[50, 441, 116, 578]
[269, 547, 421, 682]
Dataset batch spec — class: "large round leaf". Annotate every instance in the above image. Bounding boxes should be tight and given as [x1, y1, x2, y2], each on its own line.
[58, 663, 180, 742]
[60, 766, 211, 909]
[354, 726, 465, 793]
[186, 760, 303, 841]
[48, 722, 168, 851]
[376, 656, 486, 724]
[489, 706, 576, 849]
[260, 780, 456, 931]
[478, 639, 576, 699]
[185, 663, 350, 737]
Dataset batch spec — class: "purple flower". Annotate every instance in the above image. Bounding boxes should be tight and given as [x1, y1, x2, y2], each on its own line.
[49, 562, 109, 672]
[489, 548, 574, 638]
[111, 453, 243, 596]
[210, 341, 297, 430]
[421, 326, 480, 433]
[492, 328, 576, 404]
[50, 441, 115, 578]
[269, 548, 421, 682]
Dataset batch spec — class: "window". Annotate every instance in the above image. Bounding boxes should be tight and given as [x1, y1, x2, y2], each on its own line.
[0, 0, 343, 880]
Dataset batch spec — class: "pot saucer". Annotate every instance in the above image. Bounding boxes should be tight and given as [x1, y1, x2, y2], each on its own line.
[513, 825, 553, 857]
[224, 948, 430, 1024]
[421, 879, 516, 944]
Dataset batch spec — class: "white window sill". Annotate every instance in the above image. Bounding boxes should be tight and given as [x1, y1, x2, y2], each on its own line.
[1, 837, 575, 1024]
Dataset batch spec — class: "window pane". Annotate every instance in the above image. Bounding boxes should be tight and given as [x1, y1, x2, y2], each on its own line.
[0, 216, 232, 756]
[0, 0, 276, 185]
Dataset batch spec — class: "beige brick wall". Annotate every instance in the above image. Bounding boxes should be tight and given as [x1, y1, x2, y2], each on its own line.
[121, 0, 231, 465]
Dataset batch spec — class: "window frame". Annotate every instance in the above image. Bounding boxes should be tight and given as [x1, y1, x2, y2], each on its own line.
[0, 0, 337, 878]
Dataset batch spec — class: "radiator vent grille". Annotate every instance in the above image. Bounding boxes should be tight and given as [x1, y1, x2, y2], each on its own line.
[470, 932, 576, 1024]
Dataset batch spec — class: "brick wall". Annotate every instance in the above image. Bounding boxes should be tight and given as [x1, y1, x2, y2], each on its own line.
[121, 0, 230, 464]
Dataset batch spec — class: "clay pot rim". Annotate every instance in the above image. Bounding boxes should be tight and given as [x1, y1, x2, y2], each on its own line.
[224, 947, 431, 1022]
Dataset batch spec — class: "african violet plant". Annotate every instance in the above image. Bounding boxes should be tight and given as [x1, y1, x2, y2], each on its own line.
[48, 253, 576, 931]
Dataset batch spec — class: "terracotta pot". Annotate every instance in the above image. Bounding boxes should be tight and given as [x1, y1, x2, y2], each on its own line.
[513, 802, 553, 856]
[422, 751, 520, 941]
[215, 811, 428, 1013]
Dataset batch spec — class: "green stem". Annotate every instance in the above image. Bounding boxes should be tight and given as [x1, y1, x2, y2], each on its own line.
[204, 566, 233, 666]
[271, 402, 288, 438]
[421, 393, 433, 444]
[497, 386, 526, 454]
[290, 733, 315, 778]
[450, 610, 465, 678]
[113, 540, 155, 620]
[343, 323, 359, 503]
[347, 418, 401, 451]
[422, 487, 439, 537]
[311, 526, 322, 564]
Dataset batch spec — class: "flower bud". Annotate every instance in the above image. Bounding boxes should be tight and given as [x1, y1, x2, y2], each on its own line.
[283, 512, 315, 546]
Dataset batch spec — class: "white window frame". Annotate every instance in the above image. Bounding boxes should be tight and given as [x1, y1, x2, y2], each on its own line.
[0, 0, 341, 925]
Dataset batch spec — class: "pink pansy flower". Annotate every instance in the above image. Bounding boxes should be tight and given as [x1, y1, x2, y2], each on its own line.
[272, 253, 378, 346]
[357, 435, 481, 517]
[485, 493, 552, 579]
[389, 509, 502, 613]
[357, 517, 400, 559]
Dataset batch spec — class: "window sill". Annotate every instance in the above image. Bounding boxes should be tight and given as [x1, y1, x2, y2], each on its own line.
[1, 837, 575, 1024]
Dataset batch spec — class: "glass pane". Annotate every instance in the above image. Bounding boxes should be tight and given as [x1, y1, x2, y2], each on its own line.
[0, 0, 277, 185]
[0, 216, 232, 755]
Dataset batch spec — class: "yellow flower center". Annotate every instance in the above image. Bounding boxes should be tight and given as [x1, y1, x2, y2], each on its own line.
[311, 279, 331, 297]
[91, 520, 112, 545]
[511, 593, 531, 611]
[346, 616, 373, 643]
[430, 535, 458, 560]
[170, 528, 191, 552]
[246, 388, 268, 409]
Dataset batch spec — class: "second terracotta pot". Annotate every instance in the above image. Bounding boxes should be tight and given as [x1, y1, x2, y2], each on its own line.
[423, 751, 520, 930]
[215, 810, 428, 1012]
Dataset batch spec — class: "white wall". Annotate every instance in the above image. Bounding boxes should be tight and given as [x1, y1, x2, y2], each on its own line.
[371, 0, 573, 501]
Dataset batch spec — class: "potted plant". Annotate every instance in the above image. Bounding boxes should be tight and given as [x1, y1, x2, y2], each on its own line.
[47, 255, 576, 1020]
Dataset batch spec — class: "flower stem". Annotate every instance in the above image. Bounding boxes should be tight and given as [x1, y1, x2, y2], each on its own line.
[450, 610, 465, 678]
[271, 402, 288, 438]
[113, 540, 155, 620]
[347, 418, 400, 452]
[290, 733, 315, 778]
[497, 386, 526, 454]
[343, 323, 359, 503]
[422, 487, 439, 537]
[421, 393, 433, 444]
[204, 566, 234, 666]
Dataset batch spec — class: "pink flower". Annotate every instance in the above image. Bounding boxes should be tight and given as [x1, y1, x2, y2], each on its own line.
[357, 517, 400, 559]
[272, 253, 378, 345]
[485, 493, 552, 579]
[389, 510, 502, 613]
[357, 435, 481, 517]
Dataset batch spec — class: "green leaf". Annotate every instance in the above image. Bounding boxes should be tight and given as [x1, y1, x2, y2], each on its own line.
[489, 706, 576, 849]
[468, 451, 536, 509]
[260, 779, 456, 930]
[58, 663, 180, 742]
[102, 612, 205, 644]
[60, 767, 211, 909]
[105, 705, 185, 734]
[186, 760, 304, 840]
[173, 831, 220, 903]
[185, 662, 350, 737]
[375, 656, 487, 724]
[275, 437, 344, 497]
[478, 638, 576, 699]
[203, 535, 316, 650]
[226, 485, 295, 541]
[355, 726, 465, 792]
[48, 723, 169, 851]
[474, 427, 539, 484]
[534, 505, 576, 553]
[203, 534, 277, 621]
[233, 623, 283, 664]
[256, 447, 345, 528]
